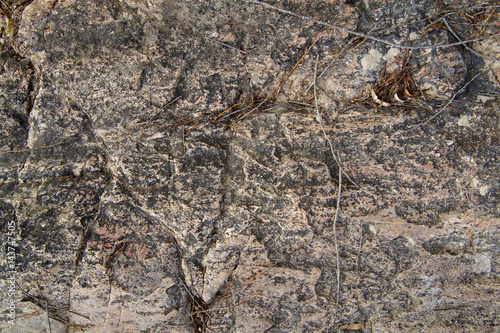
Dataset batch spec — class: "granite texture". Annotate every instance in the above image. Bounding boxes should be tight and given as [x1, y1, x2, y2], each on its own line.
[1, 0, 499, 332]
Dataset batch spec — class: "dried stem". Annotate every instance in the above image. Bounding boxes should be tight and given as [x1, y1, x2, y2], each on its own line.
[424, 71, 484, 124]
[314, 54, 342, 321]
[244, 0, 500, 51]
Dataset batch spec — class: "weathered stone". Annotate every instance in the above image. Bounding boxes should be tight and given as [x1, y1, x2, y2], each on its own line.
[1, 0, 499, 332]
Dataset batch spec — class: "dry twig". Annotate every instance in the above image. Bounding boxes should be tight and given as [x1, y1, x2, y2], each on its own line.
[424, 71, 484, 124]
[287, 29, 328, 77]
[314, 54, 342, 321]
[244, 0, 500, 51]
[18, 277, 90, 331]
[180, 278, 212, 333]
[442, 17, 500, 63]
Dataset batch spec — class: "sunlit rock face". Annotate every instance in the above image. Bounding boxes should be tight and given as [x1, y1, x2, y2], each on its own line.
[1, 0, 499, 332]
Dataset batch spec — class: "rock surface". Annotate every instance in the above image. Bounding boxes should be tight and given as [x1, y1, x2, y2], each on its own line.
[1, 0, 499, 332]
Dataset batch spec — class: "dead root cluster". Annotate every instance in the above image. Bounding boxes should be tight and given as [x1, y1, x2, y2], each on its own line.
[352, 50, 425, 109]
[17, 265, 91, 332]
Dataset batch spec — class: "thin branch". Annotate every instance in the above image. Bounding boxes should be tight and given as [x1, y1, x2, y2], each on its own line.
[311, 56, 359, 188]
[288, 29, 328, 77]
[236, 97, 270, 122]
[244, 0, 500, 50]
[207, 37, 246, 53]
[313, 55, 339, 170]
[179, 278, 213, 322]
[333, 153, 342, 320]
[442, 18, 500, 63]
[306, 38, 365, 92]
[314, 54, 341, 321]
[214, 103, 243, 121]
[424, 71, 484, 124]
[45, 300, 53, 333]
[131, 96, 182, 130]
